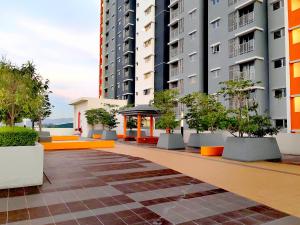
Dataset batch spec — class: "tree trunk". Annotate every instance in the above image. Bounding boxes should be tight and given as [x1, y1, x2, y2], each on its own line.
[32, 121, 35, 130]
[38, 118, 42, 132]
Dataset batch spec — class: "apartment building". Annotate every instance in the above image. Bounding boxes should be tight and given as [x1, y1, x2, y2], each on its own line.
[288, 0, 300, 132]
[102, 0, 136, 104]
[168, 0, 207, 97]
[135, 0, 170, 105]
[208, 0, 270, 116]
[99, 0, 104, 98]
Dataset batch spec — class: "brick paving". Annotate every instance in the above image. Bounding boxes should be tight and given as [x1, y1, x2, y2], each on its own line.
[0, 150, 299, 225]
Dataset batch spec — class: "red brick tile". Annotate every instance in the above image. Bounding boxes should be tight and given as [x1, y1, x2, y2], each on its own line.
[77, 216, 102, 225]
[66, 202, 88, 212]
[28, 206, 50, 219]
[7, 208, 29, 223]
[56, 220, 79, 225]
[48, 203, 70, 216]
[0, 212, 7, 225]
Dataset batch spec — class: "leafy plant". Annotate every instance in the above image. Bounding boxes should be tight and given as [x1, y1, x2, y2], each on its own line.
[218, 79, 278, 137]
[127, 117, 137, 130]
[0, 127, 38, 147]
[85, 108, 107, 130]
[180, 93, 227, 133]
[151, 90, 179, 133]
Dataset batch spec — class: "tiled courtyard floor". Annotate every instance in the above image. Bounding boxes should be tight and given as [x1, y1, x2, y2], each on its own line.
[0, 150, 300, 225]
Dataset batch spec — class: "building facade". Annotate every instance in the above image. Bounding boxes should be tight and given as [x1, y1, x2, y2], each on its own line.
[168, 0, 207, 97]
[288, 0, 300, 132]
[101, 0, 136, 104]
[100, 0, 299, 132]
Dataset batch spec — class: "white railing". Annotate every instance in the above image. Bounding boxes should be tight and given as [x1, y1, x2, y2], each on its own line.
[229, 71, 255, 81]
[171, 8, 179, 20]
[170, 48, 178, 58]
[239, 12, 254, 27]
[170, 28, 179, 39]
[239, 40, 254, 55]
[170, 67, 179, 77]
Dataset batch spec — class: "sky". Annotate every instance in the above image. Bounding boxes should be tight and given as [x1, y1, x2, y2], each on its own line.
[0, 0, 100, 119]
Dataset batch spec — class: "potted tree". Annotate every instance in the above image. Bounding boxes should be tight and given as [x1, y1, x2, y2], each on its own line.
[180, 93, 227, 148]
[85, 108, 106, 138]
[102, 104, 120, 140]
[152, 90, 184, 150]
[0, 60, 45, 188]
[218, 80, 281, 162]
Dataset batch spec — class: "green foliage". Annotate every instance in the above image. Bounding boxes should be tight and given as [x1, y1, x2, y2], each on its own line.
[85, 108, 107, 129]
[0, 127, 38, 147]
[0, 59, 52, 128]
[180, 93, 228, 133]
[155, 113, 179, 132]
[151, 90, 179, 132]
[218, 79, 278, 137]
[127, 117, 137, 130]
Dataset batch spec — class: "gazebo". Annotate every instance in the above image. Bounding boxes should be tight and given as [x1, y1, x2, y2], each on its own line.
[119, 105, 160, 144]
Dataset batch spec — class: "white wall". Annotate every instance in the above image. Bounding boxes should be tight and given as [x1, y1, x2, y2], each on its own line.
[41, 128, 74, 136]
[135, 1, 156, 106]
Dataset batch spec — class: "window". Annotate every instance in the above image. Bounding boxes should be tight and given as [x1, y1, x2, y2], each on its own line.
[144, 55, 151, 63]
[144, 23, 152, 31]
[144, 39, 152, 47]
[275, 119, 287, 129]
[189, 31, 197, 40]
[291, 0, 300, 11]
[189, 76, 197, 84]
[212, 19, 220, 29]
[189, 53, 197, 62]
[211, 0, 220, 5]
[273, 28, 285, 39]
[145, 6, 152, 15]
[295, 97, 300, 112]
[274, 58, 286, 68]
[211, 69, 220, 78]
[292, 28, 300, 44]
[293, 62, 300, 78]
[211, 44, 220, 54]
[274, 88, 286, 98]
[272, 0, 284, 11]
[144, 72, 151, 79]
[143, 89, 151, 95]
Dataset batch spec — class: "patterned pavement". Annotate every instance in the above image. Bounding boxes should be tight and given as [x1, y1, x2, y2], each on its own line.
[0, 150, 300, 225]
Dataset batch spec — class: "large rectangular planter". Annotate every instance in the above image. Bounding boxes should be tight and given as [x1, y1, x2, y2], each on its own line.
[157, 133, 185, 150]
[222, 137, 282, 162]
[0, 143, 44, 189]
[188, 133, 225, 148]
[88, 130, 103, 138]
[102, 130, 118, 140]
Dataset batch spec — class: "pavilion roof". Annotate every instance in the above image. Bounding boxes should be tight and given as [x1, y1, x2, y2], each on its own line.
[118, 104, 160, 116]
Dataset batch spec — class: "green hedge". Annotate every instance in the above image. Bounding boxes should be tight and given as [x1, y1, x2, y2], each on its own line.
[0, 127, 38, 147]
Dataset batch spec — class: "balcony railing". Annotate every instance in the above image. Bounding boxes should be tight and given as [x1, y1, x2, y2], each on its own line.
[239, 40, 254, 55]
[170, 48, 178, 58]
[171, 8, 179, 20]
[124, 70, 132, 79]
[228, 0, 238, 6]
[229, 71, 255, 81]
[239, 12, 254, 28]
[170, 28, 179, 39]
[170, 67, 179, 77]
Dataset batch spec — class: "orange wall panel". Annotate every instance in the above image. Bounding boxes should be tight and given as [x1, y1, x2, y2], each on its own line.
[291, 98, 300, 130]
[290, 64, 300, 95]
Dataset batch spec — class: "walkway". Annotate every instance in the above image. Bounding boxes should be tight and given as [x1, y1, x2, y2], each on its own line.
[0, 149, 299, 225]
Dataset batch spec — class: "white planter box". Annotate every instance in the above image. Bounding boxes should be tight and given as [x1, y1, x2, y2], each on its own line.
[0, 143, 44, 189]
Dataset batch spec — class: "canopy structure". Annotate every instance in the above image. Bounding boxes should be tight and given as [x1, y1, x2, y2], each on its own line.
[119, 105, 160, 143]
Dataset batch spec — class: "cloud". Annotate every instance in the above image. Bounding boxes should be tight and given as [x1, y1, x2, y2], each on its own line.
[0, 15, 99, 101]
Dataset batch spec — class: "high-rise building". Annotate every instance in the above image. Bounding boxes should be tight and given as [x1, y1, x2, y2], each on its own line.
[288, 0, 300, 132]
[135, 0, 170, 105]
[168, 0, 207, 97]
[99, 0, 299, 133]
[101, 0, 136, 104]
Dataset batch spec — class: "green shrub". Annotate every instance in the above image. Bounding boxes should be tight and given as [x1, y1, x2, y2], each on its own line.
[0, 127, 38, 147]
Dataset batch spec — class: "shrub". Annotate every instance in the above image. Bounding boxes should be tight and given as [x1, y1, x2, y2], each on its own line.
[0, 127, 38, 147]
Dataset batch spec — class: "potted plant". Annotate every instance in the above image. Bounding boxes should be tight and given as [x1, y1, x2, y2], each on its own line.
[85, 108, 106, 138]
[152, 90, 184, 150]
[102, 104, 120, 140]
[218, 80, 281, 162]
[180, 93, 227, 148]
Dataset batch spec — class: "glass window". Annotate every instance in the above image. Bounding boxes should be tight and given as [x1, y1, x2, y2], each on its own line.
[291, 0, 300, 11]
[292, 28, 300, 44]
[293, 62, 300, 78]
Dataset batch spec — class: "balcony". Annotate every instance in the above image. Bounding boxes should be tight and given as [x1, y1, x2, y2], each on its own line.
[170, 47, 179, 58]
[124, 68, 134, 79]
[170, 67, 179, 77]
[239, 12, 254, 28]
[171, 8, 179, 20]
[229, 71, 255, 81]
[239, 40, 254, 55]
[228, 0, 238, 6]
[170, 28, 179, 39]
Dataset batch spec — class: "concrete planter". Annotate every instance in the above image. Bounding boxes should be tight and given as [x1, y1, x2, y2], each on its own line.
[102, 130, 117, 140]
[88, 130, 103, 138]
[188, 133, 225, 148]
[38, 131, 52, 143]
[157, 133, 185, 150]
[126, 130, 146, 137]
[222, 137, 282, 162]
[0, 143, 44, 189]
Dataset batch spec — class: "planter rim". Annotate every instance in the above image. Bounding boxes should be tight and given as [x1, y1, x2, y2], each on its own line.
[0, 142, 42, 148]
[227, 137, 276, 139]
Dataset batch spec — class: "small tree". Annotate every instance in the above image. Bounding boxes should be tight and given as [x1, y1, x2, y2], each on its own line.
[102, 104, 120, 131]
[180, 93, 227, 133]
[127, 117, 137, 130]
[85, 108, 107, 130]
[218, 79, 278, 137]
[151, 90, 179, 133]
